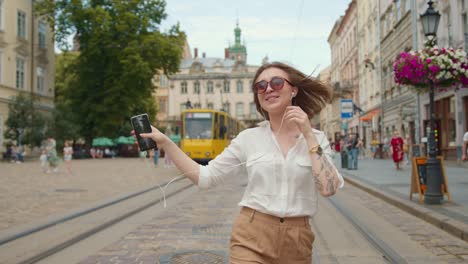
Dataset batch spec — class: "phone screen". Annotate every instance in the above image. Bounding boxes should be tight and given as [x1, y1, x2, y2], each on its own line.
[131, 114, 157, 151]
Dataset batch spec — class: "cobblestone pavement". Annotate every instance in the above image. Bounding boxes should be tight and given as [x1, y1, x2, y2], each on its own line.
[79, 174, 242, 264]
[344, 184, 468, 263]
[0, 158, 180, 231]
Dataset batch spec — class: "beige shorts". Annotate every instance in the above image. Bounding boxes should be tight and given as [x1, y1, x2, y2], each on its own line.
[230, 207, 315, 264]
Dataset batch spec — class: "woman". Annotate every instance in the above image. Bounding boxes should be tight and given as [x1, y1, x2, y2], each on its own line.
[138, 62, 344, 263]
[391, 131, 404, 170]
[63, 141, 73, 174]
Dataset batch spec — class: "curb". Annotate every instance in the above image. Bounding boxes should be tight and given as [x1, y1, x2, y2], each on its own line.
[342, 173, 468, 243]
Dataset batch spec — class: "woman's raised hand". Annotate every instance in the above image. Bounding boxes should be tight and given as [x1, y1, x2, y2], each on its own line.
[283, 106, 313, 135]
[133, 126, 171, 148]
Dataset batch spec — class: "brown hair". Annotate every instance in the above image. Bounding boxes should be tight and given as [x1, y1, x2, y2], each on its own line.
[253, 62, 332, 120]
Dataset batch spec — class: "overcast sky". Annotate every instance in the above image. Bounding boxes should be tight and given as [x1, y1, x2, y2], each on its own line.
[161, 0, 351, 75]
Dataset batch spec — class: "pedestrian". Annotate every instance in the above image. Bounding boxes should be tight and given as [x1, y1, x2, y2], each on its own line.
[152, 148, 160, 167]
[390, 131, 404, 170]
[347, 133, 359, 169]
[137, 61, 344, 263]
[39, 149, 48, 172]
[462, 130, 468, 161]
[370, 139, 378, 159]
[403, 135, 411, 165]
[164, 128, 173, 168]
[357, 137, 364, 160]
[383, 135, 390, 159]
[46, 137, 59, 173]
[63, 141, 73, 175]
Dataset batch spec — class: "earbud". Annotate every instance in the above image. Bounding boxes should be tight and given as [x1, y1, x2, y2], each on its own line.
[291, 92, 295, 98]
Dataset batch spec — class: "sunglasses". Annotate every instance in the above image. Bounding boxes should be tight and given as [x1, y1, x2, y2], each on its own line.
[253, 76, 293, 94]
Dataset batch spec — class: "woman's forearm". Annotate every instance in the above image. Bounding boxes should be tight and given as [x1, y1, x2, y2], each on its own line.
[304, 131, 340, 196]
[161, 141, 200, 185]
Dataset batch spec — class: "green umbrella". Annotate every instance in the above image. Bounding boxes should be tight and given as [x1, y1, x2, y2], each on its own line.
[114, 136, 128, 144]
[92, 137, 116, 146]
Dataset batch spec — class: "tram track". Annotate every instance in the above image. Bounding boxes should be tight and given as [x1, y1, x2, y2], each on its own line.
[0, 176, 194, 264]
[327, 197, 407, 264]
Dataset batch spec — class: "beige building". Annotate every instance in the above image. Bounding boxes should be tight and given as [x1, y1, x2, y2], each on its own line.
[317, 66, 335, 139]
[379, 0, 415, 147]
[356, 0, 384, 150]
[0, 0, 55, 151]
[163, 23, 261, 129]
[326, 1, 357, 144]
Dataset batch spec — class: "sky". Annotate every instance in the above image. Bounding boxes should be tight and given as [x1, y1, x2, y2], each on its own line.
[161, 0, 351, 76]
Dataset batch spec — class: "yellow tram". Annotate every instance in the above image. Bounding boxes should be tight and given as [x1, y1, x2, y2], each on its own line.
[181, 109, 244, 164]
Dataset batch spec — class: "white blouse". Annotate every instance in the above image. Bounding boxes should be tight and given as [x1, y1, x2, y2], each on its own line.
[198, 121, 344, 217]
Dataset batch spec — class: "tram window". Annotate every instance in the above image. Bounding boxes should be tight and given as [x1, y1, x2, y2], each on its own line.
[184, 112, 213, 139]
[214, 113, 218, 139]
[219, 115, 226, 139]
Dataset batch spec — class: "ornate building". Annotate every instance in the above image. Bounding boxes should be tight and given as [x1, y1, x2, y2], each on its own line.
[0, 1, 55, 151]
[161, 23, 261, 129]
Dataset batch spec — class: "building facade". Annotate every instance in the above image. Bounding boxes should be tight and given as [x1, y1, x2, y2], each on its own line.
[415, 0, 468, 159]
[357, 0, 382, 151]
[0, 0, 55, 151]
[379, 0, 415, 148]
[326, 1, 357, 144]
[164, 23, 261, 129]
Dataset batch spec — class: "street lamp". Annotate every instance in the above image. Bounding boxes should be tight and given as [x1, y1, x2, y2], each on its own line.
[420, 0, 443, 205]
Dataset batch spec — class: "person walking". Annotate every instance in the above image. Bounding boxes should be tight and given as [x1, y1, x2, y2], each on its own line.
[152, 148, 160, 167]
[137, 61, 344, 263]
[46, 137, 59, 173]
[462, 130, 468, 161]
[63, 142, 73, 175]
[390, 131, 404, 170]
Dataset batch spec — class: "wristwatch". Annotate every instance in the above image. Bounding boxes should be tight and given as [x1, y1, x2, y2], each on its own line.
[309, 145, 323, 156]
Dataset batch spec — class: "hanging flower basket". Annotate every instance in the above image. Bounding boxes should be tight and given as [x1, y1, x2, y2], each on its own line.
[393, 46, 468, 93]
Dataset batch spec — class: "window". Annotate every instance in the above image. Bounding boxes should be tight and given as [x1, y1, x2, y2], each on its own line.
[180, 103, 187, 112]
[236, 102, 244, 118]
[0, 50, 2, 83]
[0, 0, 4, 30]
[207, 102, 213, 109]
[17, 10, 26, 39]
[16, 57, 25, 89]
[181, 82, 187, 94]
[223, 80, 230, 93]
[448, 96, 456, 146]
[236, 80, 243, 93]
[193, 81, 200, 94]
[159, 98, 167, 113]
[223, 102, 230, 114]
[38, 22, 47, 48]
[396, 0, 401, 21]
[249, 102, 257, 118]
[405, 0, 411, 13]
[36, 66, 45, 93]
[463, 0, 468, 50]
[193, 103, 201, 109]
[159, 75, 168, 87]
[445, 7, 453, 46]
[207, 81, 214, 93]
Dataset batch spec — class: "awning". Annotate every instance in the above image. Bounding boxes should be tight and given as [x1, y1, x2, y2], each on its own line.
[359, 109, 380, 122]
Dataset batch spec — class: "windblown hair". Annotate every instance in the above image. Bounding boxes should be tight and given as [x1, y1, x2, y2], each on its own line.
[252, 61, 333, 120]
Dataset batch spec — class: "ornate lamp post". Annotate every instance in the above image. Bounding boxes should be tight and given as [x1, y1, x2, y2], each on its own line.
[420, 0, 443, 204]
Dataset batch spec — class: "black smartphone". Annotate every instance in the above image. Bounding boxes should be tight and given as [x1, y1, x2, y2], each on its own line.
[130, 113, 157, 151]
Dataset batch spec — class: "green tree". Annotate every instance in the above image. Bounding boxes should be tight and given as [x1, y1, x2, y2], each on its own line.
[4, 93, 48, 147]
[53, 52, 81, 142]
[36, 0, 185, 141]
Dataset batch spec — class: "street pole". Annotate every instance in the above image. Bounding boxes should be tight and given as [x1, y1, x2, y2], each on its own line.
[424, 81, 443, 204]
[419, 0, 443, 205]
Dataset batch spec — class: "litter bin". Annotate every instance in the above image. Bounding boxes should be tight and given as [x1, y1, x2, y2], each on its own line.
[341, 151, 348, 169]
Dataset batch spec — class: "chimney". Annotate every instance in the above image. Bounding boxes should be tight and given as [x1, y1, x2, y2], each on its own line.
[225, 48, 229, 59]
[194, 48, 198, 58]
[202, 52, 206, 58]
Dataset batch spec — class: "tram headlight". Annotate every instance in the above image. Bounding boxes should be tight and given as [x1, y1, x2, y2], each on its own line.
[186, 152, 191, 157]
[205, 151, 211, 157]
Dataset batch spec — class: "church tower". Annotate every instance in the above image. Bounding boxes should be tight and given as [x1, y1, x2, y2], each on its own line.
[227, 20, 247, 63]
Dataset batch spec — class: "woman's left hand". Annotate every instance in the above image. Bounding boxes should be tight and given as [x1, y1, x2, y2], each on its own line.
[283, 106, 313, 135]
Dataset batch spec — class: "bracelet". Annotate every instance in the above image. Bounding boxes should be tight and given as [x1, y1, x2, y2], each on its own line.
[308, 145, 323, 156]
